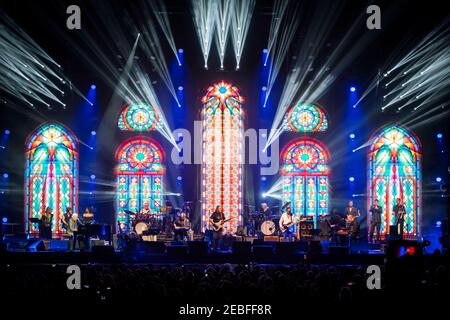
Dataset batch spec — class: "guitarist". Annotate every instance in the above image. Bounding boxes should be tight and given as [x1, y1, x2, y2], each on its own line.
[279, 206, 296, 242]
[345, 200, 361, 240]
[209, 205, 226, 251]
[393, 197, 406, 237]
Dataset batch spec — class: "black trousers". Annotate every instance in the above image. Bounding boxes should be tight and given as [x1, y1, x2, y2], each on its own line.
[40, 226, 52, 240]
[397, 219, 404, 236]
[211, 230, 222, 250]
[174, 228, 187, 242]
[370, 221, 381, 241]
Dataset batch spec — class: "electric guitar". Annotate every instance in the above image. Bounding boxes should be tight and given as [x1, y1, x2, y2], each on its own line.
[280, 217, 307, 233]
[394, 206, 406, 225]
[211, 218, 233, 232]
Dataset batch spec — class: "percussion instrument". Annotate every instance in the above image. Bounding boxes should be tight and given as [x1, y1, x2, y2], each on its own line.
[261, 220, 276, 236]
[134, 221, 149, 235]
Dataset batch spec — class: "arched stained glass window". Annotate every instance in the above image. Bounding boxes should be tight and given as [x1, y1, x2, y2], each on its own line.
[368, 125, 421, 239]
[284, 103, 328, 132]
[115, 137, 164, 225]
[281, 138, 330, 226]
[118, 104, 159, 131]
[201, 81, 243, 233]
[25, 122, 78, 235]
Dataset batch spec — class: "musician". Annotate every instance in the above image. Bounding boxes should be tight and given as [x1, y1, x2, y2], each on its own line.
[140, 201, 152, 216]
[260, 203, 272, 219]
[345, 200, 361, 240]
[209, 205, 226, 251]
[279, 206, 295, 242]
[40, 207, 53, 239]
[61, 207, 72, 232]
[393, 198, 406, 237]
[82, 207, 94, 224]
[173, 212, 191, 242]
[369, 199, 382, 242]
[256, 203, 272, 236]
[68, 213, 83, 251]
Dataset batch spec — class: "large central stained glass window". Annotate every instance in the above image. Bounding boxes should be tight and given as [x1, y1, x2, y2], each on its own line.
[201, 81, 243, 233]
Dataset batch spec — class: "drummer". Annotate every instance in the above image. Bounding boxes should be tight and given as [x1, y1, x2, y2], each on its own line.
[139, 201, 152, 216]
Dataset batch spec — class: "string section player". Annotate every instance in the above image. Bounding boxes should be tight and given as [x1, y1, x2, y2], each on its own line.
[393, 197, 406, 237]
[209, 205, 232, 251]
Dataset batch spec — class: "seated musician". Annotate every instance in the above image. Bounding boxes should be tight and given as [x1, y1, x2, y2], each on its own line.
[173, 212, 191, 242]
[140, 201, 152, 216]
[279, 206, 296, 242]
[209, 205, 226, 251]
[82, 207, 95, 224]
[257, 203, 271, 236]
[68, 213, 83, 251]
[40, 207, 53, 240]
[345, 200, 361, 240]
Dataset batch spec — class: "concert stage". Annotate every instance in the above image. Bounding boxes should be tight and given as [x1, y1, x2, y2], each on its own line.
[1, 0, 449, 309]
[2, 239, 387, 265]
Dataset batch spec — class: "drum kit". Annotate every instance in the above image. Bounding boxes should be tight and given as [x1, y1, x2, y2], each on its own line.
[245, 209, 282, 236]
[123, 201, 193, 238]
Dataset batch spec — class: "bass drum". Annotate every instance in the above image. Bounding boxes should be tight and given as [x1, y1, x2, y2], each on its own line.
[261, 220, 276, 236]
[134, 221, 149, 235]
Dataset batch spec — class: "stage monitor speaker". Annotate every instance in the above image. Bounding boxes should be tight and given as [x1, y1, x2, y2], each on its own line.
[252, 245, 274, 256]
[167, 245, 187, 256]
[308, 240, 323, 254]
[92, 245, 116, 257]
[48, 240, 69, 251]
[275, 242, 298, 255]
[329, 246, 350, 255]
[232, 241, 251, 256]
[133, 241, 166, 254]
[188, 241, 208, 255]
[4, 234, 28, 251]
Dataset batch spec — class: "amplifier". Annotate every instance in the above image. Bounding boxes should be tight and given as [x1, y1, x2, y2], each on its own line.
[264, 235, 280, 242]
[299, 221, 314, 239]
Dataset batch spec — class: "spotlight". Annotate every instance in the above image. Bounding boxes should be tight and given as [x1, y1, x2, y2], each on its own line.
[90, 84, 96, 90]
[437, 133, 443, 139]
[349, 177, 355, 182]
[436, 177, 442, 183]
[262, 86, 267, 91]
[177, 176, 182, 181]
[436, 220, 442, 227]
[90, 174, 96, 180]
[178, 48, 184, 54]
[349, 133, 355, 139]
[4, 129, 10, 135]
[2, 217, 7, 223]
[262, 193, 267, 198]
[91, 131, 96, 136]
[261, 176, 267, 182]
[178, 86, 184, 91]
[350, 86, 356, 92]
[3, 173, 8, 179]
[262, 48, 268, 54]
